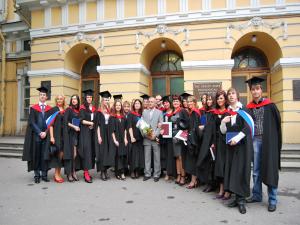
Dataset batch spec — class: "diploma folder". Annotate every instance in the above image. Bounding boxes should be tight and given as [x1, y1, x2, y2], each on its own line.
[200, 115, 206, 125]
[161, 122, 172, 138]
[72, 118, 81, 127]
[226, 132, 239, 144]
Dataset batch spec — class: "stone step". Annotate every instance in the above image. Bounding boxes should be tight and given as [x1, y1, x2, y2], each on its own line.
[281, 154, 300, 162]
[0, 146, 23, 152]
[0, 152, 22, 158]
[280, 162, 300, 172]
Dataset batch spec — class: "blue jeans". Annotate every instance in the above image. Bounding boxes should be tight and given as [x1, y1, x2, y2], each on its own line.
[252, 136, 278, 206]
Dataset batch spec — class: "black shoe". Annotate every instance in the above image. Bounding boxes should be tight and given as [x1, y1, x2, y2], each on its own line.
[154, 177, 159, 182]
[34, 177, 40, 184]
[143, 176, 151, 181]
[104, 171, 110, 180]
[100, 172, 107, 181]
[268, 204, 276, 212]
[227, 200, 238, 208]
[41, 177, 50, 182]
[238, 204, 247, 214]
[246, 197, 261, 203]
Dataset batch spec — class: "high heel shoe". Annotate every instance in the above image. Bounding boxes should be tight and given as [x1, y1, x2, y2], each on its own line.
[186, 182, 198, 189]
[54, 176, 64, 183]
[84, 171, 92, 183]
[121, 174, 126, 180]
[175, 174, 180, 184]
[67, 175, 74, 183]
[178, 176, 186, 186]
[72, 173, 79, 181]
[100, 172, 107, 181]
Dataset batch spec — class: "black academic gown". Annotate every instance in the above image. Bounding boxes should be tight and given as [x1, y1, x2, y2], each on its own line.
[109, 115, 128, 172]
[79, 105, 96, 170]
[49, 106, 64, 169]
[223, 109, 253, 198]
[63, 107, 81, 174]
[185, 109, 201, 176]
[196, 110, 215, 184]
[127, 112, 144, 173]
[22, 104, 52, 172]
[94, 110, 114, 171]
[213, 110, 231, 180]
[247, 101, 282, 188]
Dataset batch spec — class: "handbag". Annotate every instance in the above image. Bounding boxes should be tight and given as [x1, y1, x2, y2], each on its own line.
[49, 144, 59, 156]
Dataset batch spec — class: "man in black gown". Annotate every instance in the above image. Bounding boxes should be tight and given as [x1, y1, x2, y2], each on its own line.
[245, 77, 282, 212]
[22, 86, 52, 183]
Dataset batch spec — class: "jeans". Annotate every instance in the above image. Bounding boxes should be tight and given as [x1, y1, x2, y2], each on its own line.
[252, 136, 278, 205]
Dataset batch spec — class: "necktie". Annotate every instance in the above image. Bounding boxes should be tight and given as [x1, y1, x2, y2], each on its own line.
[41, 104, 45, 116]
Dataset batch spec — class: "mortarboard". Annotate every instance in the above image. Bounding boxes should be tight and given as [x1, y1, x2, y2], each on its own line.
[245, 76, 265, 89]
[180, 92, 192, 99]
[82, 89, 94, 96]
[140, 94, 150, 100]
[37, 86, 48, 93]
[99, 91, 111, 98]
[113, 94, 123, 100]
[162, 95, 171, 103]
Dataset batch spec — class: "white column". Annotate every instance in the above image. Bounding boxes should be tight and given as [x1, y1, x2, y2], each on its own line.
[61, 4, 68, 26]
[137, 0, 145, 17]
[16, 39, 22, 53]
[5, 40, 11, 53]
[202, 0, 211, 12]
[158, 0, 166, 15]
[180, 0, 188, 13]
[16, 69, 23, 134]
[276, 0, 285, 6]
[116, 0, 124, 19]
[97, 0, 104, 21]
[251, 0, 260, 8]
[44, 7, 51, 27]
[227, 0, 236, 10]
[79, 1, 86, 24]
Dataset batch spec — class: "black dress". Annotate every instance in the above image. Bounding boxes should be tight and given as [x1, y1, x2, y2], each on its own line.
[223, 109, 253, 198]
[94, 110, 114, 171]
[185, 109, 201, 176]
[63, 107, 81, 174]
[109, 115, 128, 172]
[213, 109, 230, 181]
[49, 106, 64, 169]
[127, 112, 144, 173]
[79, 105, 96, 170]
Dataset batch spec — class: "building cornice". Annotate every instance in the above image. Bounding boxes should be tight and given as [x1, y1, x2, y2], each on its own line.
[28, 3, 300, 39]
[97, 63, 150, 76]
[27, 68, 81, 80]
[181, 60, 234, 70]
[271, 58, 300, 73]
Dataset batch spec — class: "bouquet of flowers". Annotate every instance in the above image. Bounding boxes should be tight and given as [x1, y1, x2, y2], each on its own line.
[136, 118, 153, 138]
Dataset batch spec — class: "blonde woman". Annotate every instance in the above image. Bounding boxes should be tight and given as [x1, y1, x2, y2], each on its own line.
[49, 95, 66, 183]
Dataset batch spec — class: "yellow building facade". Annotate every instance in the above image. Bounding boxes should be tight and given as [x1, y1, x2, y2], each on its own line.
[1, 0, 300, 144]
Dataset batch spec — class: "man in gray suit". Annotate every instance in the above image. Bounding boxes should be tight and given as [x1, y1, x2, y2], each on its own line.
[142, 96, 163, 182]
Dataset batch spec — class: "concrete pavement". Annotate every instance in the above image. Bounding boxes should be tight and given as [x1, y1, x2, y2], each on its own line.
[0, 158, 299, 225]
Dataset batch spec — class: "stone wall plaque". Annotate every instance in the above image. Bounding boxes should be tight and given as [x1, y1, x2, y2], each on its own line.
[293, 80, 300, 101]
[193, 82, 222, 101]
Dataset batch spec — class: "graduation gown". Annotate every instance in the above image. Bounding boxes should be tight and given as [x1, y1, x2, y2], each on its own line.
[49, 106, 64, 168]
[223, 108, 253, 197]
[79, 105, 96, 170]
[247, 100, 282, 187]
[185, 109, 201, 176]
[94, 110, 114, 171]
[127, 112, 145, 173]
[63, 107, 81, 174]
[22, 104, 52, 172]
[213, 109, 231, 180]
[109, 115, 128, 171]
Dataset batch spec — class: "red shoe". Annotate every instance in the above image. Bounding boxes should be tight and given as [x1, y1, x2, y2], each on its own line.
[54, 176, 64, 183]
[84, 171, 93, 183]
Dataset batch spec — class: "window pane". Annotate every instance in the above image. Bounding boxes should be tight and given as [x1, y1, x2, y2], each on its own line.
[82, 80, 94, 91]
[25, 88, 30, 98]
[152, 78, 166, 96]
[239, 97, 248, 106]
[232, 76, 247, 93]
[170, 77, 184, 95]
[257, 75, 267, 91]
[150, 51, 182, 73]
[82, 56, 100, 77]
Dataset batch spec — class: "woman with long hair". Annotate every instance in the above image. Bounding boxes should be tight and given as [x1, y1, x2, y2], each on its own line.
[49, 95, 66, 183]
[79, 89, 96, 183]
[110, 99, 128, 180]
[63, 94, 81, 182]
[128, 99, 144, 179]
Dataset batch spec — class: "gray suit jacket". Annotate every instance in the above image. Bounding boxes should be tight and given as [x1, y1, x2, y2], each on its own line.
[142, 108, 163, 145]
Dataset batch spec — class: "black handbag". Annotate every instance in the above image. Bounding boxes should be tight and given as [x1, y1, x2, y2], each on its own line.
[49, 144, 59, 156]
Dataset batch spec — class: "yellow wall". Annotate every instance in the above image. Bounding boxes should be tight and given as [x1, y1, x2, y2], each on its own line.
[32, 10, 44, 29]
[6, 0, 17, 21]
[212, 0, 226, 9]
[87, 2, 97, 22]
[124, 0, 137, 18]
[145, 0, 158, 15]
[68, 4, 79, 24]
[166, 0, 180, 13]
[260, 0, 276, 5]
[105, 0, 117, 20]
[189, 0, 202, 11]
[51, 7, 62, 26]
[236, 0, 250, 7]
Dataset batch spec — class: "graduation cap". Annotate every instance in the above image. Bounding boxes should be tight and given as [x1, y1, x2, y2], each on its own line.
[113, 94, 123, 100]
[99, 91, 111, 98]
[177, 118, 189, 130]
[245, 76, 265, 89]
[82, 89, 94, 96]
[180, 92, 192, 99]
[140, 94, 150, 100]
[36, 86, 48, 93]
[162, 95, 171, 103]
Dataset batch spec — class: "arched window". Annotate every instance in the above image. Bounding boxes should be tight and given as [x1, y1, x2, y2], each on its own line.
[82, 56, 100, 78]
[233, 47, 268, 70]
[150, 51, 184, 96]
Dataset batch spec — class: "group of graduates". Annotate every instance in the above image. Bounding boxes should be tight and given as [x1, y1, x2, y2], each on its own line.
[22, 76, 282, 214]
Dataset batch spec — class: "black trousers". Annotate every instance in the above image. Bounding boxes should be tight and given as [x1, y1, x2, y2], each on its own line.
[34, 140, 48, 178]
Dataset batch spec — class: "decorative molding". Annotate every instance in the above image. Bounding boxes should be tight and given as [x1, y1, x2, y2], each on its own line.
[225, 17, 288, 43]
[59, 32, 104, 55]
[181, 60, 234, 70]
[28, 68, 81, 80]
[97, 63, 150, 76]
[271, 57, 300, 73]
[135, 24, 189, 49]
